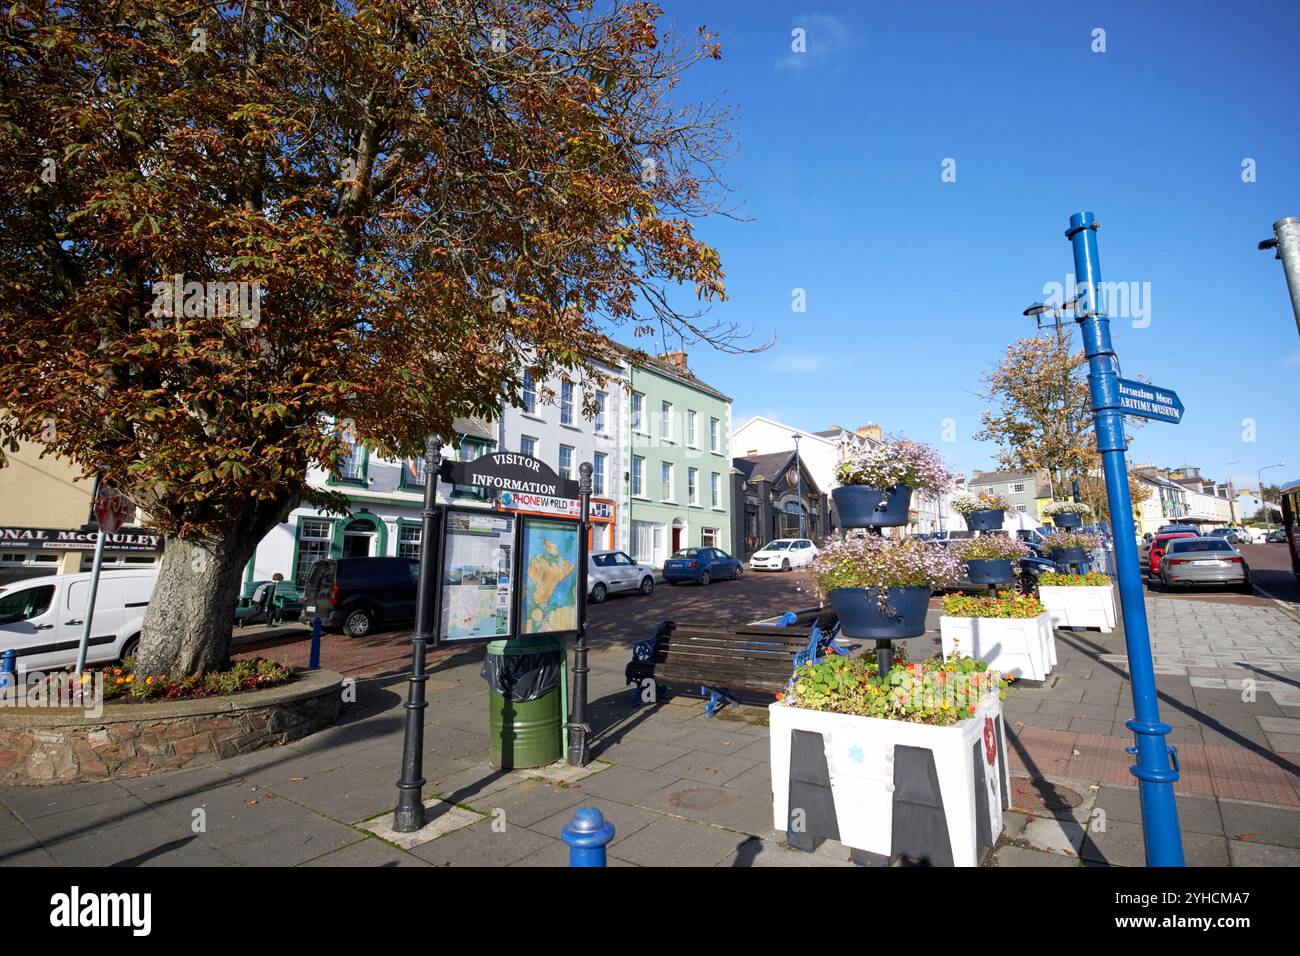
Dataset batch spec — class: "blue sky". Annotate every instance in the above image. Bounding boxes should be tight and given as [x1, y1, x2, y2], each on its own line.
[640, 0, 1299, 493]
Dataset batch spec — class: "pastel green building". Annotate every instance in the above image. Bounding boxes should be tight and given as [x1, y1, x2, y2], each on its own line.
[619, 348, 733, 565]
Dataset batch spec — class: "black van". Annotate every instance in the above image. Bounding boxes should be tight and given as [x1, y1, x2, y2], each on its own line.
[302, 557, 420, 637]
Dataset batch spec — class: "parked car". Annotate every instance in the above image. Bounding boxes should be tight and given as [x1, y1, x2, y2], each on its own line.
[0, 569, 158, 670]
[302, 557, 419, 637]
[1146, 531, 1198, 580]
[588, 551, 656, 603]
[1267, 529, 1288, 543]
[939, 555, 1057, 597]
[927, 530, 974, 545]
[1157, 538, 1251, 594]
[663, 547, 743, 585]
[749, 538, 819, 572]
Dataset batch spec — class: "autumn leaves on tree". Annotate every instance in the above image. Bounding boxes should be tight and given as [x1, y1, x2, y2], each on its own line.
[0, 2, 743, 675]
[975, 328, 1149, 522]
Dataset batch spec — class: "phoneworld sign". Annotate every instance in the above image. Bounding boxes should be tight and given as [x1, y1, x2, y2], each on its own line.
[1117, 379, 1183, 425]
[496, 490, 582, 518]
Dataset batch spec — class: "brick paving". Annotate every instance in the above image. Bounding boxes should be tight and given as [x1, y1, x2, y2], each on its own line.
[3, 575, 1298, 867]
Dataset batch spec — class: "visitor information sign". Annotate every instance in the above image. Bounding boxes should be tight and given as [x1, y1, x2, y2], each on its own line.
[519, 518, 580, 635]
[439, 512, 515, 640]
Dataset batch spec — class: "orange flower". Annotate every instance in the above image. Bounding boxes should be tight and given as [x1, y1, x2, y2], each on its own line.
[115, 677, 124, 685]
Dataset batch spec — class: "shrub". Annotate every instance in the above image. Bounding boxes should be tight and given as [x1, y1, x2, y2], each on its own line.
[781, 652, 1009, 726]
[52, 657, 293, 704]
[834, 436, 954, 494]
[1038, 571, 1111, 586]
[951, 490, 1013, 516]
[1046, 530, 1100, 551]
[811, 534, 964, 597]
[953, 534, 1031, 561]
[942, 591, 1045, 619]
[1043, 500, 1093, 516]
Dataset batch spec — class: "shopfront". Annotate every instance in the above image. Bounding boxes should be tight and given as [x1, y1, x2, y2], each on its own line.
[0, 525, 164, 586]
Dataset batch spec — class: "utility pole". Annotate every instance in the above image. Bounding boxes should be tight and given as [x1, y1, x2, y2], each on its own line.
[1258, 217, 1300, 339]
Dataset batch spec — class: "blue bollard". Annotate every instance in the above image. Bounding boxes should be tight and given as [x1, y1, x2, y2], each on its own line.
[0, 648, 15, 690]
[309, 617, 322, 670]
[562, 806, 615, 867]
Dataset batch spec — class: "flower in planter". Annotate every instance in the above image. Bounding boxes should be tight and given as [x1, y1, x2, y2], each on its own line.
[782, 653, 1008, 726]
[1038, 571, 1110, 586]
[951, 534, 1031, 562]
[1044, 530, 1101, 551]
[942, 590, 1046, 619]
[811, 534, 964, 598]
[950, 490, 1013, 517]
[834, 436, 954, 494]
[1042, 500, 1094, 517]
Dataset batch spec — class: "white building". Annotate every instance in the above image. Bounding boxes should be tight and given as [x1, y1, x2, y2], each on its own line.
[731, 418, 882, 499]
[498, 359, 628, 553]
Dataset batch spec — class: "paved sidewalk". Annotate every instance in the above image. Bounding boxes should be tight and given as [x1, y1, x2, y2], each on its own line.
[2, 596, 1297, 867]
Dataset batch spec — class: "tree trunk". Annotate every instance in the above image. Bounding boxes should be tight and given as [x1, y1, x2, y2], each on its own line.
[136, 506, 286, 677]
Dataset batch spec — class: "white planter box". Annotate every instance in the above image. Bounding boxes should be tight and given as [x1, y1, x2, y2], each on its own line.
[769, 696, 1009, 867]
[939, 612, 1055, 681]
[1039, 584, 1116, 633]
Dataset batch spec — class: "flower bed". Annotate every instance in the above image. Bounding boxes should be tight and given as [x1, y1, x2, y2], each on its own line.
[31, 657, 295, 705]
[940, 592, 1055, 681]
[771, 653, 1010, 866]
[1038, 574, 1117, 633]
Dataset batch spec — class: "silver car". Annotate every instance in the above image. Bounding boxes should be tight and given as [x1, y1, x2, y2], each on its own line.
[588, 550, 656, 603]
[1158, 537, 1252, 593]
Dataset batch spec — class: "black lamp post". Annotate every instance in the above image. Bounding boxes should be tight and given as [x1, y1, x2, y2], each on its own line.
[568, 461, 593, 765]
[393, 435, 443, 832]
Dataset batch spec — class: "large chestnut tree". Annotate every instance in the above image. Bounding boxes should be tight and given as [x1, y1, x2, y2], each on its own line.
[0, 1, 743, 675]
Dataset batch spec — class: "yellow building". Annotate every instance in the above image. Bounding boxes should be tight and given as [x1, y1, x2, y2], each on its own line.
[0, 436, 162, 585]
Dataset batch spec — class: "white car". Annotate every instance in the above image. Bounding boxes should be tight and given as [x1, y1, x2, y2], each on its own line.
[588, 550, 656, 603]
[0, 569, 158, 671]
[749, 538, 819, 571]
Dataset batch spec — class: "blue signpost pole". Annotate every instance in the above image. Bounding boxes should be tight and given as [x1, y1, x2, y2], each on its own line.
[1066, 211, 1184, 866]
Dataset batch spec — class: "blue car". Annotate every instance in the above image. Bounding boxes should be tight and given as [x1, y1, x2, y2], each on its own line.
[663, 547, 744, 586]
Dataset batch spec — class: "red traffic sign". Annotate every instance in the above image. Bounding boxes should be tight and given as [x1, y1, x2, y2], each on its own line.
[93, 486, 131, 534]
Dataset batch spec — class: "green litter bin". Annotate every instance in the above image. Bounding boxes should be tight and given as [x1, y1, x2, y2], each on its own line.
[483, 636, 566, 769]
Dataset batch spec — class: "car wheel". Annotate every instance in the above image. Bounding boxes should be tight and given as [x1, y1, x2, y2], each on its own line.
[591, 582, 608, 604]
[1146, 577, 1160, 592]
[734, 565, 743, 579]
[638, 576, 654, 596]
[699, 571, 711, 586]
[1237, 579, 1253, 595]
[1014, 572, 1037, 598]
[781, 559, 790, 572]
[343, 608, 374, 638]
[119, 634, 140, 663]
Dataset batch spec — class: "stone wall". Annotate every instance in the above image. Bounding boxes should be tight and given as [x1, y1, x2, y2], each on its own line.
[0, 668, 342, 786]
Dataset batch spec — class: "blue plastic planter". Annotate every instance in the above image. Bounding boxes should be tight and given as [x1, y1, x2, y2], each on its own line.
[966, 558, 1014, 585]
[1052, 512, 1084, 529]
[1051, 547, 1087, 565]
[831, 485, 912, 529]
[828, 586, 930, 639]
[967, 509, 1005, 531]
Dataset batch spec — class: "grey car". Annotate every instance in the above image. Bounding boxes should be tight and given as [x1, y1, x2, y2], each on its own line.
[588, 550, 656, 604]
[1158, 537, 1251, 593]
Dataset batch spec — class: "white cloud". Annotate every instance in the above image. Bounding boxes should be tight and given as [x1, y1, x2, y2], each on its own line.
[768, 353, 828, 373]
[774, 13, 853, 74]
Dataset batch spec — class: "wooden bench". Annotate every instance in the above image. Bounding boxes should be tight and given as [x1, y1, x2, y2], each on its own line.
[625, 615, 845, 717]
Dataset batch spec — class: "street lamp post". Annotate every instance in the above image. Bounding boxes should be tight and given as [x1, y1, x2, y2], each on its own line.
[568, 462, 593, 766]
[1259, 463, 1285, 530]
[393, 435, 443, 833]
[1065, 211, 1184, 866]
[792, 434, 804, 538]
[1258, 217, 1300, 340]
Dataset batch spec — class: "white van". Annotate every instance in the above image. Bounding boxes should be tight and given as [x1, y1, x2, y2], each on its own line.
[0, 569, 158, 671]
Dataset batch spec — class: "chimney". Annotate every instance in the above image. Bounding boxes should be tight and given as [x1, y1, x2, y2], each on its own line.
[855, 423, 881, 441]
[661, 350, 689, 373]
